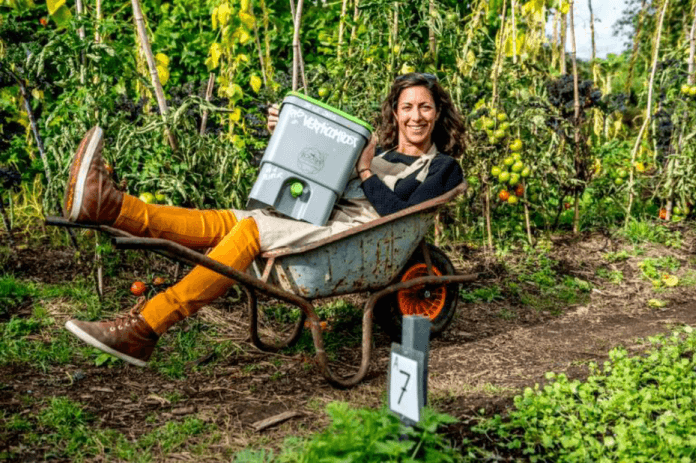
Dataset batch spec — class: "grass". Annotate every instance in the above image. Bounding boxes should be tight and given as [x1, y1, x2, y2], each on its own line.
[619, 219, 683, 248]
[1, 396, 217, 462]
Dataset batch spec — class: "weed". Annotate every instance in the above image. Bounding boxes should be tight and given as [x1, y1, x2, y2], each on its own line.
[460, 286, 503, 303]
[620, 220, 682, 248]
[638, 256, 681, 281]
[603, 250, 631, 263]
[464, 326, 696, 462]
[497, 307, 517, 320]
[596, 267, 624, 284]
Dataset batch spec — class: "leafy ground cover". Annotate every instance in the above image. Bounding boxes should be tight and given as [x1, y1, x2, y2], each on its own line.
[3, 220, 696, 461]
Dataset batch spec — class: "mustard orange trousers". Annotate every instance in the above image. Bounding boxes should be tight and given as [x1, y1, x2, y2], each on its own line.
[112, 194, 260, 335]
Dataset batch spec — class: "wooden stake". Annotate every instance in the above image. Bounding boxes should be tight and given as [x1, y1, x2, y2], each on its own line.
[560, 12, 567, 74]
[350, 0, 360, 42]
[511, 0, 517, 64]
[689, 5, 696, 84]
[484, 182, 493, 251]
[131, 0, 178, 152]
[95, 0, 102, 43]
[289, 0, 306, 92]
[199, 73, 215, 136]
[624, 0, 648, 95]
[626, 0, 669, 226]
[569, 0, 581, 234]
[428, 0, 436, 58]
[338, 0, 348, 60]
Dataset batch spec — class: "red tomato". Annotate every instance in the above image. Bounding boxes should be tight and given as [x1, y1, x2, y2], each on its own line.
[659, 208, 667, 220]
[130, 281, 147, 296]
[499, 190, 510, 201]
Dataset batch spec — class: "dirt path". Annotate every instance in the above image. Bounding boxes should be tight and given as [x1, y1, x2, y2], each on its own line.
[4, 231, 696, 460]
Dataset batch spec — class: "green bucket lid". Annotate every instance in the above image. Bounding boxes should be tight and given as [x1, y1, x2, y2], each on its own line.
[286, 91, 374, 133]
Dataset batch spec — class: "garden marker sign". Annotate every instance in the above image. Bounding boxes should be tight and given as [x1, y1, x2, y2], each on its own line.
[388, 316, 431, 426]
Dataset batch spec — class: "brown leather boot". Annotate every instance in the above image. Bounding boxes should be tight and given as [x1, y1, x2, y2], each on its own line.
[65, 299, 159, 367]
[63, 126, 123, 225]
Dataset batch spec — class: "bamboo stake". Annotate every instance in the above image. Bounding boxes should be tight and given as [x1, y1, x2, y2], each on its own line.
[260, 0, 273, 84]
[689, 5, 696, 84]
[338, 0, 348, 60]
[522, 181, 533, 245]
[0, 199, 15, 251]
[95, 0, 102, 42]
[625, 0, 669, 227]
[428, 0, 436, 58]
[131, 0, 178, 152]
[251, 1, 267, 86]
[484, 183, 493, 250]
[588, 0, 595, 63]
[560, 12, 567, 74]
[624, 0, 648, 95]
[491, 0, 508, 110]
[392, 2, 399, 54]
[569, 0, 581, 234]
[289, 0, 306, 92]
[551, 9, 560, 69]
[199, 73, 215, 136]
[511, 0, 517, 64]
[350, 0, 360, 42]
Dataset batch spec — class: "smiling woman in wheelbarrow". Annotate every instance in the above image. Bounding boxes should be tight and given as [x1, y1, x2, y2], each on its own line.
[64, 72, 466, 366]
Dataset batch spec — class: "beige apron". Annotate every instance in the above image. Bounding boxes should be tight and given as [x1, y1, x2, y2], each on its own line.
[235, 146, 437, 251]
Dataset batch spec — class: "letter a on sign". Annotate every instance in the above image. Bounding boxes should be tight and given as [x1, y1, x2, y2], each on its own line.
[388, 345, 424, 424]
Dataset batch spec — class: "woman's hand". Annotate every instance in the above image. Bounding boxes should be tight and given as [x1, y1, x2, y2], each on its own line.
[266, 104, 280, 134]
[357, 135, 378, 181]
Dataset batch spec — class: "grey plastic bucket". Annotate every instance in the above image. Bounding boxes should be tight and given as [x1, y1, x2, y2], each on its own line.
[247, 92, 373, 226]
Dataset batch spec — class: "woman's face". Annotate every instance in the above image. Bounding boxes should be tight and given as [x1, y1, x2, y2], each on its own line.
[393, 85, 438, 152]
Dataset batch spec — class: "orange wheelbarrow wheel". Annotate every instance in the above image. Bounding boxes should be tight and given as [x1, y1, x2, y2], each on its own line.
[377, 243, 459, 342]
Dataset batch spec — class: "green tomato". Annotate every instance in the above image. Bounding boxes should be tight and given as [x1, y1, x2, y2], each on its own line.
[690, 86, 696, 97]
[508, 173, 521, 185]
[139, 192, 156, 204]
[318, 87, 329, 98]
[491, 166, 502, 177]
[682, 84, 691, 95]
[155, 193, 166, 203]
[498, 171, 511, 183]
[673, 206, 682, 215]
[617, 169, 628, 179]
[503, 156, 515, 167]
[496, 113, 508, 122]
[494, 128, 506, 139]
[521, 166, 531, 178]
[509, 139, 523, 152]
[507, 195, 519, 205]
[614, 178, 624, 186]
[499, 122, 511, 132]
[484, 118, 496, 130]
[488, 136, 497, 145]
[511, 161, 525, 173]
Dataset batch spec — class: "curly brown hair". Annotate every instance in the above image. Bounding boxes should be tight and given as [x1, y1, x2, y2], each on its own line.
[376, 73, 466, 158]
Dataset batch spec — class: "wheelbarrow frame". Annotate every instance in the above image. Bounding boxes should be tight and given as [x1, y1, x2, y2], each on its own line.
[46, 183, 477, 388]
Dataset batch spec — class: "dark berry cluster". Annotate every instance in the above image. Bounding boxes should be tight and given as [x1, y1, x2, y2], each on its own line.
[602, 92, 629, 113]
[653, 108, 674, 155]
[546, 75, 602, 117]
[0, 167, 21, 191]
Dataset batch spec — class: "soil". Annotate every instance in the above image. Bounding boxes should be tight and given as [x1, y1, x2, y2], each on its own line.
[3, 227, 696, 461]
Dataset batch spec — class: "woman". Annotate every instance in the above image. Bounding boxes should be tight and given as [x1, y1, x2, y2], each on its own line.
[64, 72, 465, 366]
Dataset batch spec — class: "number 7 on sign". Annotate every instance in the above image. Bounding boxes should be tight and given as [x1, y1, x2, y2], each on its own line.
[389, 352, 421, 423]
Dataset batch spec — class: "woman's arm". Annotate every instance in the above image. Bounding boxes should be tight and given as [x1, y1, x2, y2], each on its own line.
[361, 155, 464, 216]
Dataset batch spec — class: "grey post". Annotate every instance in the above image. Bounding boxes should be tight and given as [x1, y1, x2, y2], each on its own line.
[402, 315, 431, 406]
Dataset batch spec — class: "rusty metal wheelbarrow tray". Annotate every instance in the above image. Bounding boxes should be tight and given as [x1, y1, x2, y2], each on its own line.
[45, 183, 477, 388]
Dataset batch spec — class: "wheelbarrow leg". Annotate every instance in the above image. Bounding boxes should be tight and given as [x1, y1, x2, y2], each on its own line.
[246, 287, 306, 352]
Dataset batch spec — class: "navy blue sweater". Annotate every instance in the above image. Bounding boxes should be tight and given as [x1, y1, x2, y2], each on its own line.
[360, 151, 464, 216]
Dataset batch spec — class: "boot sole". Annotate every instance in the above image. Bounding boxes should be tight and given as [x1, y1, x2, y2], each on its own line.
[67, 127, 104, 222]
[65, 319, 148, 367]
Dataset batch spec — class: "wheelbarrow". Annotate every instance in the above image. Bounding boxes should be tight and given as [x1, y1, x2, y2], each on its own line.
[46, 182, 477, 388]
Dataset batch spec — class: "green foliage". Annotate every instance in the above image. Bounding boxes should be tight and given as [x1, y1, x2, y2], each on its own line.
[2, 396, 215, 462]
[638, 256, 681, 281]
[620, 220, 683, 248]
[464, 326, 696, 462]
[273, 402, 460, 463]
